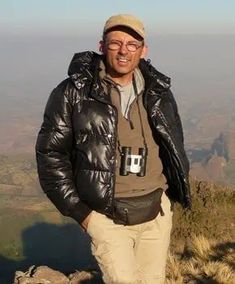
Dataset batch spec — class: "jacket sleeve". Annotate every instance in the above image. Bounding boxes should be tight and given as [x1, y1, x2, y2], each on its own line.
[170, 92, 189, 175]
[167, 90, 190, 175]
[35, 80, 91, 224]
[169, 90, 184, 142]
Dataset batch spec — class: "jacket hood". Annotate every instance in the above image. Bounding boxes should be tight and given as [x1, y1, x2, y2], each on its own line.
[68, 51, 100, 78]
[139, 59, 171, 89]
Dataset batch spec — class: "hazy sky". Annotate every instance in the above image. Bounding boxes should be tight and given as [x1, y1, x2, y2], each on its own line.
[1, 0, 235, 36]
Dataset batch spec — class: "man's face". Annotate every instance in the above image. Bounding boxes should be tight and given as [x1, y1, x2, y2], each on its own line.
[100, 29, 147, 84]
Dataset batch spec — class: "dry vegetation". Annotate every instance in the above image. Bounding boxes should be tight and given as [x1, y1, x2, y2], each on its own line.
[166, 235, 235, 283]
[166, 179, 235, 283]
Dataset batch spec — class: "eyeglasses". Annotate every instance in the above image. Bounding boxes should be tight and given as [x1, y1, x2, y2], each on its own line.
[106, 40, 144, 52]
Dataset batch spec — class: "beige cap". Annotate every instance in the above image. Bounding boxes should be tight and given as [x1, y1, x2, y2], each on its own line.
[103, 14, 145, 39]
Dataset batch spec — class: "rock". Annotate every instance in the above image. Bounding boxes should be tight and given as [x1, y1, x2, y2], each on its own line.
[33, 266, 69, 283]
[14, 266, 102, 284]
[18, 276, 51, 284]
[14, 266, 69, 284]
[68, 270, 98, 283]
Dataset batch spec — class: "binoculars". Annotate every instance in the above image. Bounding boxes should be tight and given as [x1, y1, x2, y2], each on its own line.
[120, 146, 148, 177]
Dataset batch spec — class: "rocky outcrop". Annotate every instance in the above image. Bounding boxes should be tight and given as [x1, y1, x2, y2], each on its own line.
[189, 131, 235, 185]
[190, 154, 226, 182]
[14, 265, 101, 284]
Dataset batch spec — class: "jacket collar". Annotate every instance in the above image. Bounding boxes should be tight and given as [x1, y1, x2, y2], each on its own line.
[68, 51, 109, 103]
[139, 59, 171, 90]
[67, 51, 171, 101]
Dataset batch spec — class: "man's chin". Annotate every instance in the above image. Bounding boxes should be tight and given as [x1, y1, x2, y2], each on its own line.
[114, 67, 132, 76]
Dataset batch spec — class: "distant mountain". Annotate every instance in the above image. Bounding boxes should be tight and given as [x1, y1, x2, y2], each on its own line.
[189, 131, 235, 186]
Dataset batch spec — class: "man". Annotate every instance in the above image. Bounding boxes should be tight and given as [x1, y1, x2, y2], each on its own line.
[36, 14, 191, 284]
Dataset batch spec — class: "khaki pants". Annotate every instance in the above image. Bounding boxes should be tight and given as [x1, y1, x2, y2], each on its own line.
[87, 192, 173, 284]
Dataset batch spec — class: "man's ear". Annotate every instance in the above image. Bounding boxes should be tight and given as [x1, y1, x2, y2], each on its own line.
[140, 45, 148, 58]
[99, 40, 106, 54]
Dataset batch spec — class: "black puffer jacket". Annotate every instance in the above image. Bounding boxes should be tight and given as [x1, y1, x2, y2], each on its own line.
[36, 51, 191, 224]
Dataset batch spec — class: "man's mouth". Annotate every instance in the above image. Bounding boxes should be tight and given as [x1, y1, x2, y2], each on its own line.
[116, 56, 129, 63]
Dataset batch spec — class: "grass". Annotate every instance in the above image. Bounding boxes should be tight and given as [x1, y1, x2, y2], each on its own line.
[167, 178, 235, 283]
[166, 235, 235, 283]
[171, 179, 235, 247]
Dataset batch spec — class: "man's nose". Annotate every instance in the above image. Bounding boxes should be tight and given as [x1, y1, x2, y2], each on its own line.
[118, 43, 129, 54]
